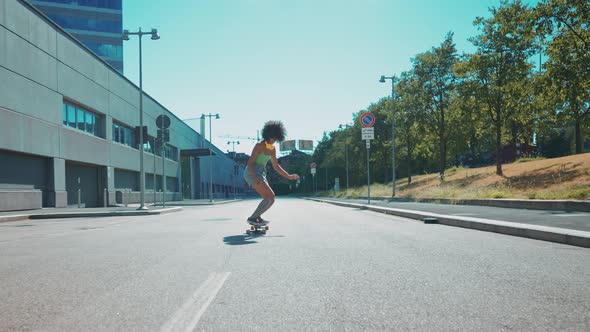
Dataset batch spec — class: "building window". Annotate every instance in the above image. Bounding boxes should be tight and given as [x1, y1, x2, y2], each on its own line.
[62, 104, 67, 125]
[163, 144, 178, 161]
[112, 122, 135, 148]
[140, 136, 154, 154]
[62, 100, 102, 137]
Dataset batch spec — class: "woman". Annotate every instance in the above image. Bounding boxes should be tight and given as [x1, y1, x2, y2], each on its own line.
[244, 121, 300, 225]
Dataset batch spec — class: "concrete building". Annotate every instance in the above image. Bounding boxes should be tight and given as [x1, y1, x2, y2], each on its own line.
[30, 0, 124, 72]
[0, 0, 246, 211]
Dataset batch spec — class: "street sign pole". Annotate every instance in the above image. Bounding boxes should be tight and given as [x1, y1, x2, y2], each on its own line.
[162, 140, 166, 208]
[156, 115, 170, 208]
[360, 112, 376, 205]
[366, 139, 370, 205]
[310, 162, 317, 195]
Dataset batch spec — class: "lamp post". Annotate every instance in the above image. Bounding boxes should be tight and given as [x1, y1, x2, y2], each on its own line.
[338, 123, 352, 191]
[227, 140, 240, 199]
[122, 28, 159, 210]
[379, 74, 397, 197]
[201, 113, 220, 202]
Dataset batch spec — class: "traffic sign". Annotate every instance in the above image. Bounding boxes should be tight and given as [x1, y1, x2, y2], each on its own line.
[157, 128, 170, 142]
[310, 162, 317, 175]
[360, 112, 376, 128]
[156, 114, 171, 129]
[361, 127, 374, 140]
[366, 140, 371, 148]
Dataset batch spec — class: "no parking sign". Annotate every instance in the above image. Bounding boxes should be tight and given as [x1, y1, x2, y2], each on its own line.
[360, 112, 376, 128]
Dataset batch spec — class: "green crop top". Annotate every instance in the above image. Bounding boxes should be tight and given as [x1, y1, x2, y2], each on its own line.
[255, 153, 271, 166]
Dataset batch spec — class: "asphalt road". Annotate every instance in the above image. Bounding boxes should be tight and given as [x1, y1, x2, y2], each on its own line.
[1, 198, 589, 331]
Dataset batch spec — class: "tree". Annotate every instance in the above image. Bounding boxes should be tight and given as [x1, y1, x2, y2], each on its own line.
[461, 0, 536, 175]
[412, 32, 458, 178]
[536, 0, 590, 154]
[395, 71, 423, 184]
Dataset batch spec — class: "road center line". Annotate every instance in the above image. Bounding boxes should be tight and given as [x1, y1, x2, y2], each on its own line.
[160, 272, 230, 332]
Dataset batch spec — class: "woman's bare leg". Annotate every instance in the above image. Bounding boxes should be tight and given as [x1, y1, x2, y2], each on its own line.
[249, 181, 275, 219]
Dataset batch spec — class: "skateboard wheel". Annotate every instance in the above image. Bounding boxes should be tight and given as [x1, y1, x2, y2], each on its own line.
[264, 226, 269, 230]
[250, 225, 255, 231]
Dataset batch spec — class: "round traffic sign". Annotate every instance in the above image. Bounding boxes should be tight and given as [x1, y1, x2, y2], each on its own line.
[310, 162, 317, 168]
[360, 112, 376, 128]
[156, 114, 171, 129]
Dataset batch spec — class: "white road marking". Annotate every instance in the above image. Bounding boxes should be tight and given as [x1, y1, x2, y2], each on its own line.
[552, 213, 590, 218]
[160, 272, 230, 332]
[451, 213, 478, 216]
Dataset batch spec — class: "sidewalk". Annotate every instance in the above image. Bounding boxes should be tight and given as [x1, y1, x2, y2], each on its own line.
[358, 196, 590, 212]
[0, 198, 245, 222]
[307, 197, 590, 248]
[156, 199, 243, 206]
[0, 204, 182, 222]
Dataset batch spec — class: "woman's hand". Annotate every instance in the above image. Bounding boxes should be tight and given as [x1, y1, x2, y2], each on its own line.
[287, 174, 300, 181]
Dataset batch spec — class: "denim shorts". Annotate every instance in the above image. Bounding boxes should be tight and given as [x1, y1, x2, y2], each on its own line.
[244, 164, 267, 187]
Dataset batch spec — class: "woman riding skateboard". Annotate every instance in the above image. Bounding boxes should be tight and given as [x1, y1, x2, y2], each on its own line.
[244, 121, 300, 225]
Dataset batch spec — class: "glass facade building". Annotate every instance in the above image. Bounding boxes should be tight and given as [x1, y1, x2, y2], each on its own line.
[30, 0, 124, 73]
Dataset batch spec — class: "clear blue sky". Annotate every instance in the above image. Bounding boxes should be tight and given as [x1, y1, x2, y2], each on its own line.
[122, 0, 539, 154]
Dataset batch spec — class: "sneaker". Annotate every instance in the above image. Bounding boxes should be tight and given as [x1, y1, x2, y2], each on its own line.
[247, 217, 268, 226]
[247, 217, 261, 226]
[257, 217, 270, 225]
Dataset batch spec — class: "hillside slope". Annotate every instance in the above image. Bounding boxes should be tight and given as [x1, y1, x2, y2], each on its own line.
[337, 153, 590, 200]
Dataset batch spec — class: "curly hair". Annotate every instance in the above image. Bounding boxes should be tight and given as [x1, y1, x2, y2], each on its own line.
[261, 121, 286, 142]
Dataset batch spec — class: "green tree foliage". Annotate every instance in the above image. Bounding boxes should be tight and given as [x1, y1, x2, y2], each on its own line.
[412, 32, 458, 177]
[302, 0, 588, 193]
[460, 0, 536, 175]
[394, 71, 424, 184]
[536, 0, 590, 154]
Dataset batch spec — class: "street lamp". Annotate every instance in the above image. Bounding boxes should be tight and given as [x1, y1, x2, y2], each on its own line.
[379, 74, 397, 197]
[227, 140, 240, 199]
[338, 123, 352, 191]
[201, 113, 220, 202]
[122, 28, 160, 210]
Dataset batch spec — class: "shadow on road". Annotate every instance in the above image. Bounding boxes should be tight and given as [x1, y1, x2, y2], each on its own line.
[223, 234, 286, 246]
[223, 234, 260, 245]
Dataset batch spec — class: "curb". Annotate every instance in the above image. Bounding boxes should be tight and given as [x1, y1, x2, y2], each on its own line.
[0, 214, 31, 222]
[305, 198, 590, 248]
[356, 196, 590, 212]
[0, 207, 183, 222]
[159, 199, 243, 206]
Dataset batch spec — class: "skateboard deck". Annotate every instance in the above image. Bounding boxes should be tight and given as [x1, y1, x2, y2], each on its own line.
[246, 224, 269, 235]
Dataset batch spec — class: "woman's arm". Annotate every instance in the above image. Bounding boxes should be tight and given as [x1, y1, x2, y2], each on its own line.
[270, 149, 299, 180]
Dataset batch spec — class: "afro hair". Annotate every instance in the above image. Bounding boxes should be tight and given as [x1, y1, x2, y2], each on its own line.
[261, 121, 286, 142]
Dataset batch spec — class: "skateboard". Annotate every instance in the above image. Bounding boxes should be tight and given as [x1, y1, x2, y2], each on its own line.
[246, 223, 269, 235]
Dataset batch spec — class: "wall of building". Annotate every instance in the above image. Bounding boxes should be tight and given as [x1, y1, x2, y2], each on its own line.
[0, 0, 246, 211]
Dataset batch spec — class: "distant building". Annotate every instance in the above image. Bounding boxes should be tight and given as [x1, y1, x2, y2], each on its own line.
[30, 0, 124, 73]
[227, 152, 250, 168]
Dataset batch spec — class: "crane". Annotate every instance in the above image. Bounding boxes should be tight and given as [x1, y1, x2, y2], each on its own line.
[219, 132, 260, 142]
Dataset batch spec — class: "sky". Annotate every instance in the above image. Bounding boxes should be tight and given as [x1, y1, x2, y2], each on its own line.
[122, 0, 540, 155]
